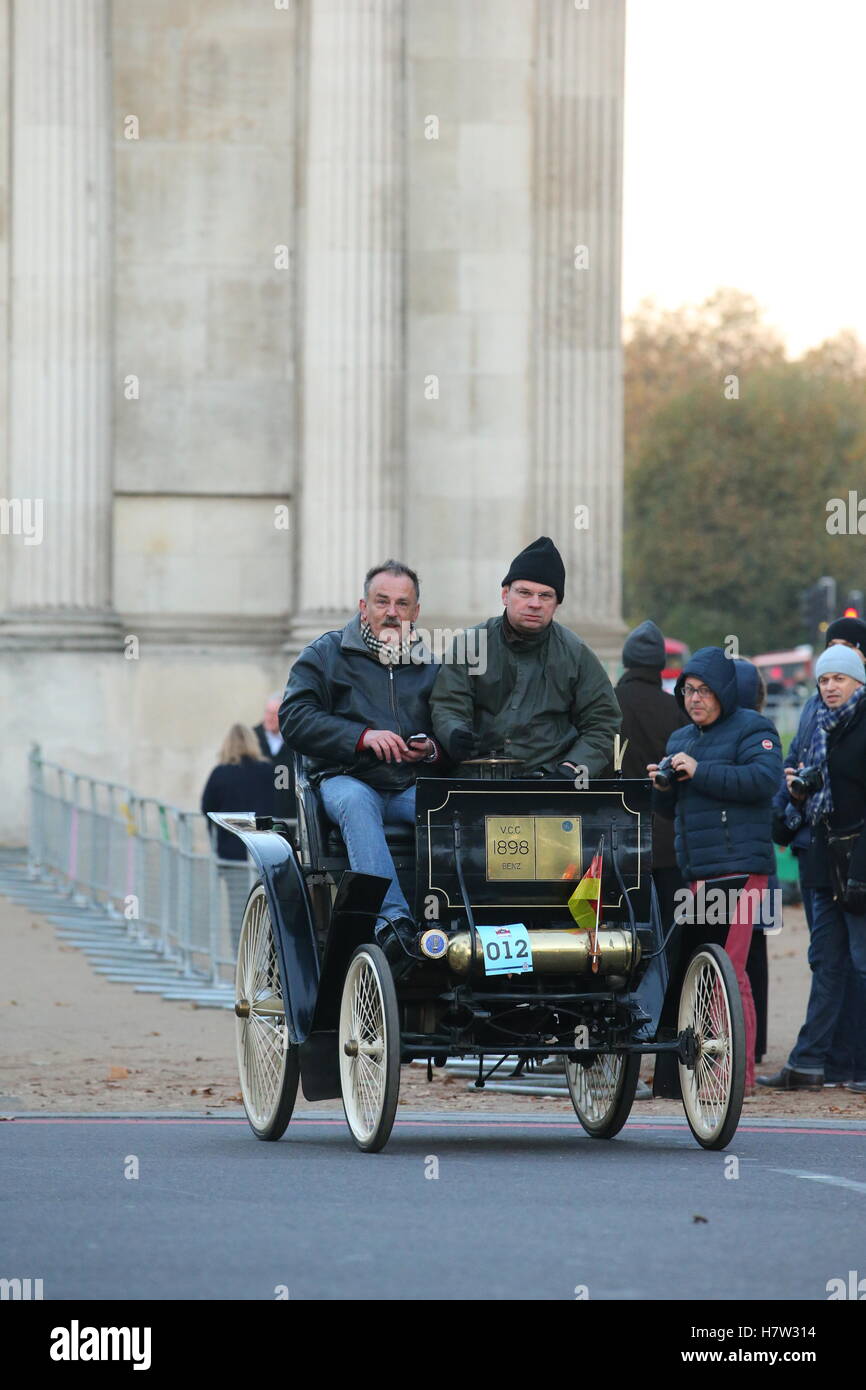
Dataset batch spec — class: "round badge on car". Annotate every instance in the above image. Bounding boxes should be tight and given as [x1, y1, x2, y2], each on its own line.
[419, 928, 448, 959]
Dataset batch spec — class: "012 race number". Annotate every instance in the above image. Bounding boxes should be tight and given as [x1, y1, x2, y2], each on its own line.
[475, 923, 533, 976]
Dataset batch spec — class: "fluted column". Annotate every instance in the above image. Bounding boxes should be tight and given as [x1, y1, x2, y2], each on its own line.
[0, 0, 120, 649]
[532, 0, 626, 651]
[289, 0, 406, 647]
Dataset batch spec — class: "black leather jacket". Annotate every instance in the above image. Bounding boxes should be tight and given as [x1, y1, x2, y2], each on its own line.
[279, 615, 441, 791]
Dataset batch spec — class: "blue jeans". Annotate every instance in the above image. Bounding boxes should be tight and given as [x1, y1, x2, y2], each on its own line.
[800, 886, 866, 1081]
[788, 888, 866, 1080]
[319, 776, 415, 925]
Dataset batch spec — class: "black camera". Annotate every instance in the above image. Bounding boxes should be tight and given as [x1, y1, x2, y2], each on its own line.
[789, 765, 824, 798]
[654, 755, 686, 790]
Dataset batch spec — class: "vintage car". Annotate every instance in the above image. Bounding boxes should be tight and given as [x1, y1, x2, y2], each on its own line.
[208, 759, 745, 1153]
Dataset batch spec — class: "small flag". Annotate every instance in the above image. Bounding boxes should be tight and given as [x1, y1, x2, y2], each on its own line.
[567, 846, 603, 930]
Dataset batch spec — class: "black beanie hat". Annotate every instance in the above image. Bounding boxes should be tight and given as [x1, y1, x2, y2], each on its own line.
[826, 616, 866, 654]
[622, 620, 666, 669]
[501, 536, 565, 604]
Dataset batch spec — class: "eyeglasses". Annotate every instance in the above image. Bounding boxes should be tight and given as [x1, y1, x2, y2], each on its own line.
[683, 683, 712, 699]
[512, 587, 557, 603]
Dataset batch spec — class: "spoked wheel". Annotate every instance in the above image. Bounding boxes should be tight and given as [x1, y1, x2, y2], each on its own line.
[338, 944, 401, 1153]
[678, 943, 745, 1150]
[234, 884, 300, 1141]
[565, 1048, 641, 1138]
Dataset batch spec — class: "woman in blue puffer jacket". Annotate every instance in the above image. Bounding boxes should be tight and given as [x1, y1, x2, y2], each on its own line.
[650, 647, 783, 1090]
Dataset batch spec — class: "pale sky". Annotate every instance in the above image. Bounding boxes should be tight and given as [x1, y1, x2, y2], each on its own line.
[623, 0, 866, 355]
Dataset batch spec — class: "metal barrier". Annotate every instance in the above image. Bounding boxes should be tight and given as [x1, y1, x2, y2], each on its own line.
[26, 745, 273, 989]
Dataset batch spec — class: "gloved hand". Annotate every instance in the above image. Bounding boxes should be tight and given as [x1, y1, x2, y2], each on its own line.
[842, 878, 866, 915]
[448, 727, 478, 762]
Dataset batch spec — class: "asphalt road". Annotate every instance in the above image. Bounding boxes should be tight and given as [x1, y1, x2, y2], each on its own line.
[3, 1112, 865, 1301]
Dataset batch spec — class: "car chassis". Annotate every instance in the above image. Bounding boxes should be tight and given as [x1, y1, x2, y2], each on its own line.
[209, 769, 745, 1153]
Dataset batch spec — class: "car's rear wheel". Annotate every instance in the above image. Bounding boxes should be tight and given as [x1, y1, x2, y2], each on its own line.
[678, 943, 745, 1150]
[235, 884, 299, 1141]
[338, 944, 400, 1153]
[565, 1048, 641, 1138]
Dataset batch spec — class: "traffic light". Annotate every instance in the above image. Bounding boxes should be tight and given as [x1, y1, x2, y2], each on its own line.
[845, 590, 864, 618]
[799, 577, 838, 646]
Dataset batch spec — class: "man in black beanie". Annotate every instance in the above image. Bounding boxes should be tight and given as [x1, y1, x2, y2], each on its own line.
[430, 537, 621, 777]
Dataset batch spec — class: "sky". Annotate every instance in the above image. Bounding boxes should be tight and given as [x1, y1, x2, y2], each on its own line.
[623, 0, 866, 355]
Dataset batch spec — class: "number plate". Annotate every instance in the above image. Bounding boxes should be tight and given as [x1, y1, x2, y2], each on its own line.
[485, 815, 583, 882]
[476, 923, 533, 975]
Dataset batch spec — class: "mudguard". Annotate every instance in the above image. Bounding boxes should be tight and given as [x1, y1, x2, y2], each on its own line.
[207, 813, 320, 1045]
[207, 814, 390, 1102]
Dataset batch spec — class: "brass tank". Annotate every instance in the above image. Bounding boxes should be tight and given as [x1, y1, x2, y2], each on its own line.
[446, 927, 640, 977]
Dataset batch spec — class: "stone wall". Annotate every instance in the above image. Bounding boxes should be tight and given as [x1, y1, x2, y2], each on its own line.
[0, 0, 625, 842]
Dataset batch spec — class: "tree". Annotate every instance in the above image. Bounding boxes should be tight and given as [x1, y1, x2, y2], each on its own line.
[624, 288, 786, 478]
[625, 365, 866, 653]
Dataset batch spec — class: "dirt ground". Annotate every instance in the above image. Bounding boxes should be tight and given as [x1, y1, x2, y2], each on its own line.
[2, 890, 864, 1119]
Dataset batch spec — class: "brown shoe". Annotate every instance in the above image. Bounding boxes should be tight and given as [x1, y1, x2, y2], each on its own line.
[756, 1066, 824, 1091]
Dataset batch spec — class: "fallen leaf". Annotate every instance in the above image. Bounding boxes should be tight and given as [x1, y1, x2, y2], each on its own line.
[108, 1066, 129, 1080]
[692, 1214, 708, 1224]
[149, 1032, 160, 1037]
[190, 1088, 198, 1095]
[202, 1086, 214, 1095]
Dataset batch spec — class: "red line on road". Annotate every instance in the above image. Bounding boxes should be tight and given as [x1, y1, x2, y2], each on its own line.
[5, 1117, 866, 1136]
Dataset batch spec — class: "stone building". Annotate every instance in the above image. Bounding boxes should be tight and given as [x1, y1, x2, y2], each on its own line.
[0, 0, 625, 841]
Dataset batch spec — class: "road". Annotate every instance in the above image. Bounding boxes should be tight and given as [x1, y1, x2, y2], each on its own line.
[3, 1112, 865, 1301]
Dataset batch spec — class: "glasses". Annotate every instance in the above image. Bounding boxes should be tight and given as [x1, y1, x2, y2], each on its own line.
[512, 587, 557, 603]
[683, 683, 712, 699]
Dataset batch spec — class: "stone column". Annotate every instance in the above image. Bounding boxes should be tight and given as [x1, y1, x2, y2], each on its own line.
[532, 0, 626, 656]
[0, 0, 121, 649]
[289, 0, 406, 649]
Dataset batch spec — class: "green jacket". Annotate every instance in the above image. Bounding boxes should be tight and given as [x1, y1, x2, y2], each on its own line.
[430, 616, 621, 776]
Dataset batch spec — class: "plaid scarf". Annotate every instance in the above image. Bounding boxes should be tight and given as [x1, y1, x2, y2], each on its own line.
[360, 618, 416, 664]
[803, 683, 866, 824]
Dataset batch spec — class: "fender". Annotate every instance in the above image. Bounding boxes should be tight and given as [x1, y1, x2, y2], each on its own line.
[207, 813, 320, 1044]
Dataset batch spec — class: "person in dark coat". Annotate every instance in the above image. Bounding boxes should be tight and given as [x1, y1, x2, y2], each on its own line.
[430, 537, 621, 776]
[771, 618, 866, 1086]
[616, 621, 689, 1101]
[616, 621, 689, 929]
[253, 692, 297, 820]
[201, 724, 276, 953]
[761, 643, 866, 1091]
[735, 658, 778, 1063]
[650, 647, 783, 1091]
[280, 561, 443, 954]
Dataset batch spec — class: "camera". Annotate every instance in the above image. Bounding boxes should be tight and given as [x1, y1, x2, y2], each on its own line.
[789, 765, 824, 798]
[654, 755, 685, 790]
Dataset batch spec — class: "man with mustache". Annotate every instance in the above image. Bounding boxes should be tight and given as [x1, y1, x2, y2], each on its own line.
[279, 561, 441, 964]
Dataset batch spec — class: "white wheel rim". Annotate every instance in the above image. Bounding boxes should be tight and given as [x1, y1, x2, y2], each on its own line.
[566, 1051, 624, 1124]
[679, 952, 734, 1140]
[340, 951, 389, 1144]
[235, 887, 289, 1130]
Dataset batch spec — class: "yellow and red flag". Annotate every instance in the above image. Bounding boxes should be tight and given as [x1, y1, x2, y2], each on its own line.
[567, 844, 603, 930]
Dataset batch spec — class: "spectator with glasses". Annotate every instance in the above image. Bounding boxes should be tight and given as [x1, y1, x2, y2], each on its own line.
[649, 647, 783, 1092]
